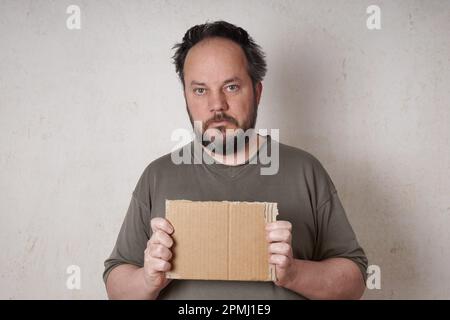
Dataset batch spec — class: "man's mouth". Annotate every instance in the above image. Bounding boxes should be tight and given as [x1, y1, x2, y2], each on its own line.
[208, 120, 231, 128]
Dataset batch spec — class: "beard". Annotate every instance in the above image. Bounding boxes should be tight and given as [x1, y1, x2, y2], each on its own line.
[185, 92, 259, 156]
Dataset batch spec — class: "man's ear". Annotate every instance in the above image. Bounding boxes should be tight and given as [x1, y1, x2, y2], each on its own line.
[255, 82, 263, 106]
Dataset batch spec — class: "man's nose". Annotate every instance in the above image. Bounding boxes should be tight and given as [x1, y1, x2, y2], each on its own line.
[208, 90, 228, 112]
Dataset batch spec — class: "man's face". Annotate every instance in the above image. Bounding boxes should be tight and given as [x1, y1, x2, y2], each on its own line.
[183, 37, 262, 150]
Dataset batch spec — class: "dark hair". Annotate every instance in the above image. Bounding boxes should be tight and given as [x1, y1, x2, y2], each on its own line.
[172, 20, 267, 87]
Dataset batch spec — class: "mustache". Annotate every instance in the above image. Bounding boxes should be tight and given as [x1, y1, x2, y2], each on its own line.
[204, 112, 239, 128]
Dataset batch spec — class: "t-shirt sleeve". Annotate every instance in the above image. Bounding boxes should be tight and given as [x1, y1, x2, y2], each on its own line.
[102, 179, 152, 285]
[313, 189, 368, 282]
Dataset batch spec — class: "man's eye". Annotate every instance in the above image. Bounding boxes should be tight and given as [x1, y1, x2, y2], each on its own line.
[194, 88, 206, 95]
[226, 84, 239, 92]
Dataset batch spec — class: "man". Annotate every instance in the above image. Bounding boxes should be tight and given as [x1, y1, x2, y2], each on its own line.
[103, 20, 368, 300]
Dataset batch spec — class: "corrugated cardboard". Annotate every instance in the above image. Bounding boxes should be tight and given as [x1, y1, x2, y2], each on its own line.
[165, 200, 278, 282]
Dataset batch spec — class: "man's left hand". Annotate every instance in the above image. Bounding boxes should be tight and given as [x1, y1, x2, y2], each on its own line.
[266, 220, 297, 287]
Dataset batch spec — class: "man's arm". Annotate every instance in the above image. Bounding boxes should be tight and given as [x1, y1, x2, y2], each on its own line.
[106, 265, 161, 300]
[266, 221, 366, 300]
[281, 258, 365, 300]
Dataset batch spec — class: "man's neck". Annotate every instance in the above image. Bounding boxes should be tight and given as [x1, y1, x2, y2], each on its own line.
[203, 133, 266, 166]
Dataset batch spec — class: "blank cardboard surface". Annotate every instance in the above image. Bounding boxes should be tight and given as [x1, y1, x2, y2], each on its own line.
[165, 200, 278, 281]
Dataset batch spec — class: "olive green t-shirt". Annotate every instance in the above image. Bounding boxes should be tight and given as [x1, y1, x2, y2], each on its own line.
[103, 136, 367, 299]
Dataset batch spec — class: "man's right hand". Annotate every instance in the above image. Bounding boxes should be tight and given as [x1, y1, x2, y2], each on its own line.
[143, 217, 174, 293]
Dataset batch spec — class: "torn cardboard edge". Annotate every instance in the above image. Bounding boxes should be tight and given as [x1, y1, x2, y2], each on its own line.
[165, 200, 279, 282]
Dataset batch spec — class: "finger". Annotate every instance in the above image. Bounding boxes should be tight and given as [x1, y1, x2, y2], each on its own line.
[146, 256, 171, 272]
[266, 229, 291, 243]
[266, 221, 292, 231]
[269, 254, 291, 268]
[268, 242, 292, 256]
[150, 230, 174, 248]
[151, 217, 174, 234]
[150, 244, 173, 261]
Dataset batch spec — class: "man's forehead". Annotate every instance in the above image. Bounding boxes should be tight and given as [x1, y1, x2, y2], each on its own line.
[184, 38, 249, 81]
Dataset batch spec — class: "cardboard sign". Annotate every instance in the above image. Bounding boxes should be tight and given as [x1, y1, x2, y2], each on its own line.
[165, 200, 279, 281]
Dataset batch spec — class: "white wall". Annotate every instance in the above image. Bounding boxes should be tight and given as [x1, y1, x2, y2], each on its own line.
[0, 0, 449, 299]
